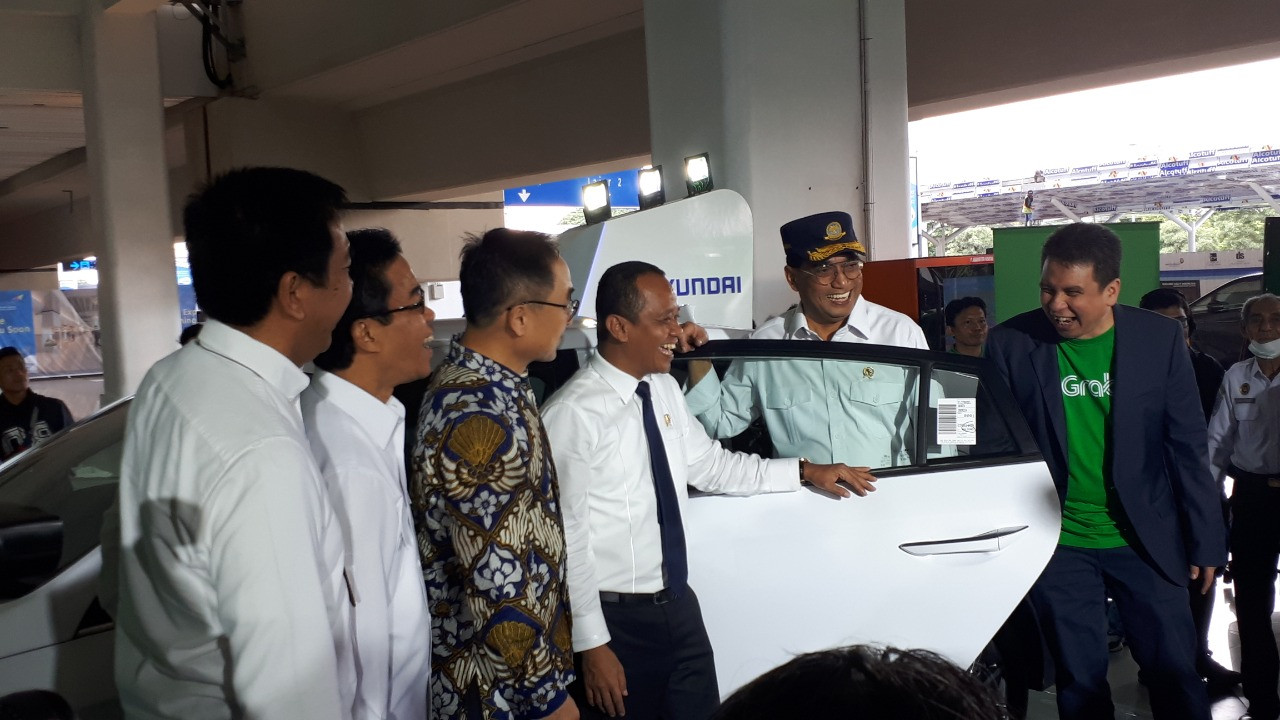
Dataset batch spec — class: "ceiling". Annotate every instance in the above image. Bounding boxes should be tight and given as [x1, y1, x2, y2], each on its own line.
[3, 0, 1280, 249]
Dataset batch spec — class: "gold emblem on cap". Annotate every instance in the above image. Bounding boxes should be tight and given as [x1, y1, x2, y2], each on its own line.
[1241, 382, 1251, 396]
[825, 222, 846, 241]
[863, 367, 875, 379]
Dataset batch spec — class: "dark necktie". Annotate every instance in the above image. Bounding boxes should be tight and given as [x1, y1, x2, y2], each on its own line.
[635, 380, 688, 594]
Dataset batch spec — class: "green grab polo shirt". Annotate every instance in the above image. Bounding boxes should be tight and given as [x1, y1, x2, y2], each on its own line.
[1056, 326, 1128, 548]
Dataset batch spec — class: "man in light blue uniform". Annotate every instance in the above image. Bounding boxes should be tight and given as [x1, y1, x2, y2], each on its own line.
[684, 211, 929, 468]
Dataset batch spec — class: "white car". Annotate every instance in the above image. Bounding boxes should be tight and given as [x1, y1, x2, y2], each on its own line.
[0, 339, 1058, 716]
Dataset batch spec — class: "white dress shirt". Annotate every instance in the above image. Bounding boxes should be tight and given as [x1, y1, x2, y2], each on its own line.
[751, 300, 928, 347]
[114, 320, 355, 720]
[1207, 357, 1280, 479]
[541, 354, 798, 652]
[303, 371, 431, 720]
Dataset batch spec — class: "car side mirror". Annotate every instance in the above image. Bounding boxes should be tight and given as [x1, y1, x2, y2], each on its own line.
[0, 502, 64, 600]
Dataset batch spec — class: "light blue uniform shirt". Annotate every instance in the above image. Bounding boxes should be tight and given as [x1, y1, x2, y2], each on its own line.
[684, 300, 934, 469]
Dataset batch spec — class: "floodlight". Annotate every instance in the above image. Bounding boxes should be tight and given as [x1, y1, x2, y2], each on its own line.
[684, 153, 713, 196]
[581, 180, 612, 225]
[638, 165, 665, 210]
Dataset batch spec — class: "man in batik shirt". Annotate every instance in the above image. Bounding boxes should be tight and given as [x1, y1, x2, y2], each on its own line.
[412, 228, 580, 720]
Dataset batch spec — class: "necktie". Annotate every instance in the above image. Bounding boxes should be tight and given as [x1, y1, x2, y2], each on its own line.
[635, 380, 688, 595]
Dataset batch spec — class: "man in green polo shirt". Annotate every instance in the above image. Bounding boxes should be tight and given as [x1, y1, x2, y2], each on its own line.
[985, 224, 1225, 720]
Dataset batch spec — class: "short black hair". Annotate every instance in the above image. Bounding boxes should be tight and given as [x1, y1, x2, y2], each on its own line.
[596, 261, 665, 345]
[458, 229, 561, 327]
[1139, 287, 1194, 335]
[944, 297, 987, 328]
[712, 645, 1004, 720]
[183, 167, 348, 327]
[178, 323, 203, 346]
[314, 228, 405, 372]
[0, 347, 23, 362]
[1041, 223, 1122, 287]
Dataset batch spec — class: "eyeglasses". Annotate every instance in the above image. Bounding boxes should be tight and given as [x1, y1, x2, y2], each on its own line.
[364, 297, 427, 319]
[509, 298, 581, 315]
[795, 259, 864, 285]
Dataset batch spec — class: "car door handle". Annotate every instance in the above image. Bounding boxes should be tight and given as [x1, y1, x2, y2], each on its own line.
[898, 526, 1029, 556]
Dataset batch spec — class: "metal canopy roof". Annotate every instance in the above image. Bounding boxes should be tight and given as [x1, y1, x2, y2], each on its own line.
[920, 145, 1280, 228]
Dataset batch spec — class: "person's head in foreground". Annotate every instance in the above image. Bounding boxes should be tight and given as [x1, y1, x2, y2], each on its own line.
[711, 645, 1005, 720]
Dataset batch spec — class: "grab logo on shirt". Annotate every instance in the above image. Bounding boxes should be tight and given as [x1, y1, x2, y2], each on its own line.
[1061, 372, 1112, 398]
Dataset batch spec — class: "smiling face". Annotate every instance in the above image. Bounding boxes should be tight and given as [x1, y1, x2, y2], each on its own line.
[1040, 260, 1119, 340]
[615, 272, 683, 377]
[785, 253, 863, 337]
[375, 254, 436, 386]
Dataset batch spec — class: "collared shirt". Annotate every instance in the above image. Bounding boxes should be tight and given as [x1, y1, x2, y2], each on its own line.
[684, 300, 930, 467]
[411, 341, 574, 720]
[1207, 357, 1280, 479]
[114, 320, 355, 720]
[541, 354, 797, 652]
[303, 371, 430, 720]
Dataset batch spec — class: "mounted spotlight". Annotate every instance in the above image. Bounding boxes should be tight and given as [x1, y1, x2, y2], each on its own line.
[684, 153, 713, 196]
[581, 180, 612, 225]
[638, 165, 665, 210]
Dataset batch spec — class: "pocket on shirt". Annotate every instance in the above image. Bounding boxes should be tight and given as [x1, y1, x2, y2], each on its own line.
[1234, 402, 1259, 423]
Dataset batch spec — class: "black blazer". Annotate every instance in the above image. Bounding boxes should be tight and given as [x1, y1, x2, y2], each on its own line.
[986, 304, 1227, 584]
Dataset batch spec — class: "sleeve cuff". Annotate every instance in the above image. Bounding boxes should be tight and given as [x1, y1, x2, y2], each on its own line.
[683, 372, 721, 416]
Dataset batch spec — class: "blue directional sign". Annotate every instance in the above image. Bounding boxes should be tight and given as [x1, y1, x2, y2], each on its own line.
[504, 169, 641, 208]
[0, 292, 36, 358]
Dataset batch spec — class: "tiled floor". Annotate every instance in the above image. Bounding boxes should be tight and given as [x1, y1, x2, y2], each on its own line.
[1026, 581, 1272, 719]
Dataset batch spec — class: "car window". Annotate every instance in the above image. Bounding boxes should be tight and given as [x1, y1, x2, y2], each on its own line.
[672, 341, 1036, 473]
[0, 401, 127, 600]
[1197, 276, 1263, 309]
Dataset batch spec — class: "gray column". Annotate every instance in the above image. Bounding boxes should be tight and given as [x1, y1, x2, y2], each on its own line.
[644, 0, 911, 322]
[80, 3, 180, 401]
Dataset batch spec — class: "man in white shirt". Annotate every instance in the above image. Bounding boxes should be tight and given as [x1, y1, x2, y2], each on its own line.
[541, 261, 871, 720]
[1206, 293, 1280, 720]
[113, 167, 357, 719]
[685, 211, 929, 469]
[304, 228, 436, 720]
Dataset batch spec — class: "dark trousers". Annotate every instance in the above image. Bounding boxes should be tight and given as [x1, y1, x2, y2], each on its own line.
[1231, 477, 1280, 717]
[570, 588, 719, 720]
[1031, 544, 1208, 720]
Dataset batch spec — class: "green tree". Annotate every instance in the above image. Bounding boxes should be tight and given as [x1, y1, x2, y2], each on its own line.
[1127, 208, 1273, 253]
[923, 222, 993, 256]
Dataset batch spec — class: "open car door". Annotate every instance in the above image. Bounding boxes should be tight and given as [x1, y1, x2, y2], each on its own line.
[672, 340, 1060, 696]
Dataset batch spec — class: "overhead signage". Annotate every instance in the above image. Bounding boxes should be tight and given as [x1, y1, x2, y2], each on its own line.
[503, 169, 641, 208]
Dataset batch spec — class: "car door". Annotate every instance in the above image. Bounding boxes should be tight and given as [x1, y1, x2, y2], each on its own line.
[0, 400, 128, 719]
[671, 340, 1059, 696]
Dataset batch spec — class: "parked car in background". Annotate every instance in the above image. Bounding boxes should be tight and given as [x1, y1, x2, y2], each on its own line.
[1190, 272, 1263, 367]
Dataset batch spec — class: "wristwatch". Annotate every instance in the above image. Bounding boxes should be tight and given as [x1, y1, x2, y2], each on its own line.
[798, 457, 808, 482]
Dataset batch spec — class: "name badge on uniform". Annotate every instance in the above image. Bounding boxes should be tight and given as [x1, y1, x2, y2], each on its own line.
[664, 413, 672, 427]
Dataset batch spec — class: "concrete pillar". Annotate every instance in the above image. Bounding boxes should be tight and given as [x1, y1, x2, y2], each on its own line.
[644, 0, 911, 323]
[80, 3, 180, 401]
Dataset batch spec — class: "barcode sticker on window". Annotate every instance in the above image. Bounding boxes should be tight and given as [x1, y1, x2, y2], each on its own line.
[936, 398, 977, 446]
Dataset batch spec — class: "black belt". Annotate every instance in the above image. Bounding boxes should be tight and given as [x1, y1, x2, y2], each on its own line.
[599, 589, 681, 605]
[1231, 465, 1280, 487]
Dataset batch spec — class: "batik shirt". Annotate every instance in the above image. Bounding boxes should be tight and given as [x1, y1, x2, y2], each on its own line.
[412, 341, 573, 720]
